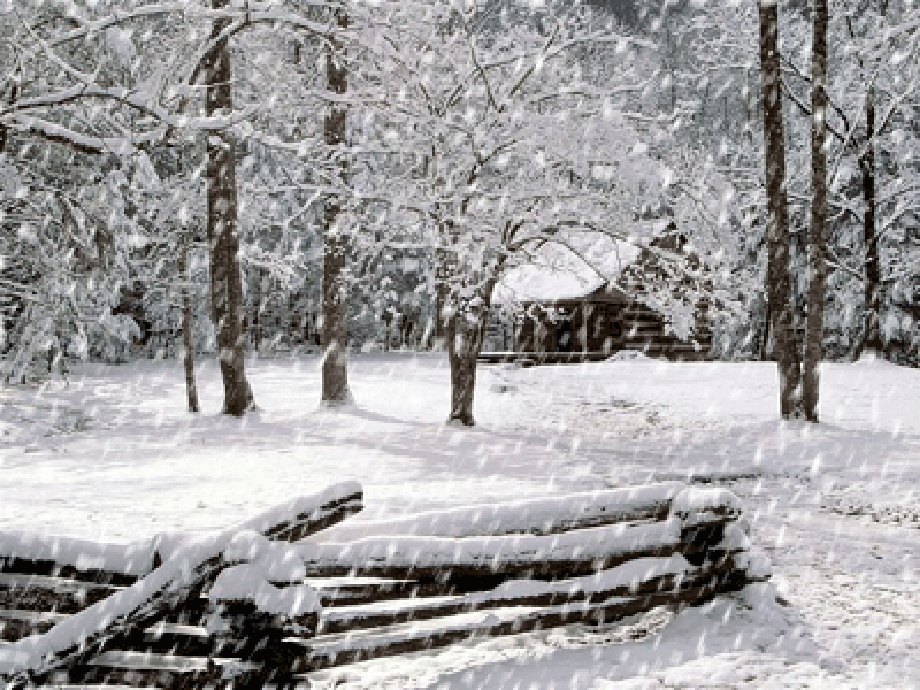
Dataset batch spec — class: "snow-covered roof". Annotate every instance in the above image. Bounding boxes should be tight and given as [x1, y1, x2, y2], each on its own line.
[494, 265, 606, 303]
[493, 231, 651, 304]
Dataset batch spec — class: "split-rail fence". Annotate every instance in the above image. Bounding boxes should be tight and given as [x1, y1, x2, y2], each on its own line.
[0, 481, 768, 688]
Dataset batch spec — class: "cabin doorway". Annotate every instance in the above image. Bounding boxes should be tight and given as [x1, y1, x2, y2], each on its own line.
[556, 317, 575, 353]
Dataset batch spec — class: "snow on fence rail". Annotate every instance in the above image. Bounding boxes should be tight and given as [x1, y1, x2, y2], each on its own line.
[0, 482, 363, 584]
[312, 481, 686, 540]
[0, 482, 768, 689]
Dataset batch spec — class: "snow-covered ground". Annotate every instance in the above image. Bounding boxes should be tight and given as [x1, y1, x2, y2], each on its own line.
[1, 354, 919, 688]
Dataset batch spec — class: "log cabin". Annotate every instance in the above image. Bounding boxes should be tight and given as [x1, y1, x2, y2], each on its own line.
[489, 224, 713, 363]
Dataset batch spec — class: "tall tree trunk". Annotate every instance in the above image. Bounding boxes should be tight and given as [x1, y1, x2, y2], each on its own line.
[321, 7, 351, 405]
[205, 0, 254, 415]
[252, 269, 262, 355]
[0, 83, 13, 154]
[862, 85, 882, 355]
[434, 269, 447, 345]
[180, 246, 200, 414]
[446, 314, 482, 427]
[446, 277, 498, 427]
[183, 293, 200, 413]
[759, 300, 771, 361]
[446, 308, 485, 427]
[758, 0, 805, 419]
[804, 0, 828, 422]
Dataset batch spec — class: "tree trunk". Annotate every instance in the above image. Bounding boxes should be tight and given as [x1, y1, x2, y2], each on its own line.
[205, 0, 254, 415]
[861, 86, 882, 355]
[758, 0, 805, 419]
[180, 247, 200, 414]
[446, 309, 486, 427]
[321, 7, 351, 405]
[252, 270, 262, 355]
[182, 290, 200, 414]
[434, 222, 456, 349]
[434, 270, 447, 345]
[804, 0, 828, 422]
[0, 83, 14, 154]
[759, 300, 771, 361]
[445, 278, 497, 427]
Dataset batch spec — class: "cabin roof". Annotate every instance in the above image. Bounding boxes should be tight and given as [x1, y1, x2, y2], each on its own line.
[493, 225, 670, 305]
[517, 281, 632, 306]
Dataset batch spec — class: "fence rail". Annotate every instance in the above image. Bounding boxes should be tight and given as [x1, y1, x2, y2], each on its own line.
[0, 482, 768, 689]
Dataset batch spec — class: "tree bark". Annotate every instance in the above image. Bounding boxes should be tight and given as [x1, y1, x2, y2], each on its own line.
[445, 278, 497, 427]
[0, 83, 14, 154]
[804, 0, 828, 422]
[759, 300, 771, 361]
[434, 264, 448, 345]
[321, 7, 351, 405]
[180, 246, 200, 414]
[758, 0, 805, 419]
[252, 269, 262, 355]
[205, 0, 254, 415]
[861, 85, 882, 355]
[446, 309, 486, 427]
[182, 290, 200, 414]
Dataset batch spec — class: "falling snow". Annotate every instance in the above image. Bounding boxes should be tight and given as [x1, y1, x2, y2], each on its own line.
[3, 0, 920, 687]
[0, 355, 916, 686]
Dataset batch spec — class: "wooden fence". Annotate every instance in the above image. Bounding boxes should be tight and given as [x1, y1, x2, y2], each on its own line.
[0, 481, 768, 689]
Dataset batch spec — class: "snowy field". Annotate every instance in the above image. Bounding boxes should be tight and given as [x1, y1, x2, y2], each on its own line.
[1, 354, 919, 688]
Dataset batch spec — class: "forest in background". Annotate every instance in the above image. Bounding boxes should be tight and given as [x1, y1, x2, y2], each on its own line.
[1, 0, 918, 423]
